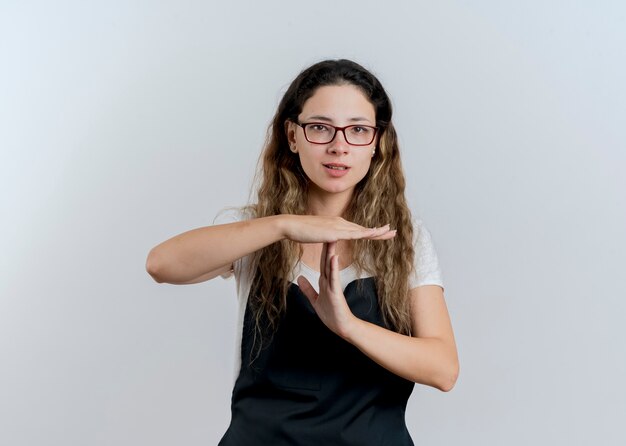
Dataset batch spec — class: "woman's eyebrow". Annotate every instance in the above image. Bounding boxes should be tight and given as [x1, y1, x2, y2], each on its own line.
[305, 115, 333, 122]
[348, 117, 374, 123]
[304, 115, 374, 123]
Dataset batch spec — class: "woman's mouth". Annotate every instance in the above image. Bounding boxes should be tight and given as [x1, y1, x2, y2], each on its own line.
[323, 163, 350, 177]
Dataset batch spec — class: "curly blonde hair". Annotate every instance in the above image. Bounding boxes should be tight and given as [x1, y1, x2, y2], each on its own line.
[246, 59, 415, 354]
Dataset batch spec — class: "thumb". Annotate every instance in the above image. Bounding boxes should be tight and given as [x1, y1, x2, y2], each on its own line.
[297, 275, 318, 306]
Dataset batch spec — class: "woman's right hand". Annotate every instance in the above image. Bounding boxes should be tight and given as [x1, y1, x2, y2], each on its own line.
[278, 215, 397, 244]
[146, 214, 396, 285]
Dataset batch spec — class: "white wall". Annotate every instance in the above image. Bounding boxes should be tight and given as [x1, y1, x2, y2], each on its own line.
[1, 1, 625, 445]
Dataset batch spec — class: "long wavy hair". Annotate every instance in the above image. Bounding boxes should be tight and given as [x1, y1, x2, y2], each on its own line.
[246, 59, 415, 354]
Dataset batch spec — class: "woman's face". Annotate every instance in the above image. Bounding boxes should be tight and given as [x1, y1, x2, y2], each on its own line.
[286, 84, 377, 199]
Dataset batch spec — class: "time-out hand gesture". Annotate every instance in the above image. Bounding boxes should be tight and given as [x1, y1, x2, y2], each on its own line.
[297, 241, 359, 339]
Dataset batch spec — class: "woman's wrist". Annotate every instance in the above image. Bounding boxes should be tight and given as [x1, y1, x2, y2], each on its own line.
[273, 214, 297, 241]
[336, 313, 362, 342]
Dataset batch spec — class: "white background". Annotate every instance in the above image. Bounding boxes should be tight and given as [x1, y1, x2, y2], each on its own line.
[1, 1, 625, 445]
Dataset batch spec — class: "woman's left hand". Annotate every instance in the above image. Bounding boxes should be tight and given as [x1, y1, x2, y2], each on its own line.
[297, 241, 357, 339]
[297, 243, 459, 391]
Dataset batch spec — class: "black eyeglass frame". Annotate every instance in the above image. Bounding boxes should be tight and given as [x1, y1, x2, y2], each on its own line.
[295, 121, 379, 146]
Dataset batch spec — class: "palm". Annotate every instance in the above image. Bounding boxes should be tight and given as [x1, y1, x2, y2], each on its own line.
[296, 242, 355, 338]
[283, 215, 395, 244]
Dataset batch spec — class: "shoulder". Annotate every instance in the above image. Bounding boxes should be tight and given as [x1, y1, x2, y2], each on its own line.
[412, 217, 435, 252]
[212, 205, 256, 225]
[409, 216, 444, 290]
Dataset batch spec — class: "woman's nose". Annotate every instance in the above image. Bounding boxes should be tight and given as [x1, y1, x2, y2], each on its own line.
[328, 129, 350, 154]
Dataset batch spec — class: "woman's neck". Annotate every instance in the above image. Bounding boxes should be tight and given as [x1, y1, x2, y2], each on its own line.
[307, 188, 353, 217]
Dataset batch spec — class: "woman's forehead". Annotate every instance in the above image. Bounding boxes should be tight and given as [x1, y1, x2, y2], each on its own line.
[300, 85, 375, 124]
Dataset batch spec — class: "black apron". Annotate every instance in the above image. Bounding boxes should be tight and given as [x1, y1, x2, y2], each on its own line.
[219, 277, 415, 446]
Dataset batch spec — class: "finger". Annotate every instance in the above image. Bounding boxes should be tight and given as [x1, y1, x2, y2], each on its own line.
[330, 254, 340, 292]
[326, 241, 336, 280]
[344, 224, 391, 240]
[297, 275, 319, 307]
[320, 242, 328, 280]
[368, 229, 397, 240]
[372, 224, 391, 235]
[362, 224, 392, 238]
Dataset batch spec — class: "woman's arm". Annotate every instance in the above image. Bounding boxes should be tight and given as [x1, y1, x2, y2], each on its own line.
[343, 285, 459, 391]
[146, 215, 284, 284]
[146, 215, 395, 285]
[297, 242, 459, 391]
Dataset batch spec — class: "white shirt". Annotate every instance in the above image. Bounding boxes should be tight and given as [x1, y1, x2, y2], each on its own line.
[213, 206, 445, 378]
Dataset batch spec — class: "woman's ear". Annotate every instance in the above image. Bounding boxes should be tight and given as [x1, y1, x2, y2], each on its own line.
[284, 120, 298, 153]
[373, 134, 381, 156]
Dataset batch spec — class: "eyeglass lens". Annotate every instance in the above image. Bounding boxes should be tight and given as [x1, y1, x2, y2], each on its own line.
[303, 123, 375, 145]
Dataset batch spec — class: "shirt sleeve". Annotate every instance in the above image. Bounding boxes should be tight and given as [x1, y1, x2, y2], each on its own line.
[408, 218, 444, 290]
[213, 207, 245, 226]
[212, 207, 248, 280]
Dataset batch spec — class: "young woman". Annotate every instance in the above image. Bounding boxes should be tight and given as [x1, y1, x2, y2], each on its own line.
[146, 59, 459, 445]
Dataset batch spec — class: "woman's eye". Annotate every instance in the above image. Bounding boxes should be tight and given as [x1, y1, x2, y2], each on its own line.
[351, 126, 370, 134]
[309, 124, 329, 132]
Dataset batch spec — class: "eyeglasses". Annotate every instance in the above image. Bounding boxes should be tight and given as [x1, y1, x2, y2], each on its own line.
[295, 121, 378, 146]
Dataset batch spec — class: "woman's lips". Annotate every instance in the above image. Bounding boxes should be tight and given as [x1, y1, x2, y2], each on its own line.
[323, 163, 350, 177]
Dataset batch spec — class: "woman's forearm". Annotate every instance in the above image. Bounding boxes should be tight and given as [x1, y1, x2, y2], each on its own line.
[146, 215, 285, 284]
[342, 319, 459, 392]
[146, 215, 392, 284]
